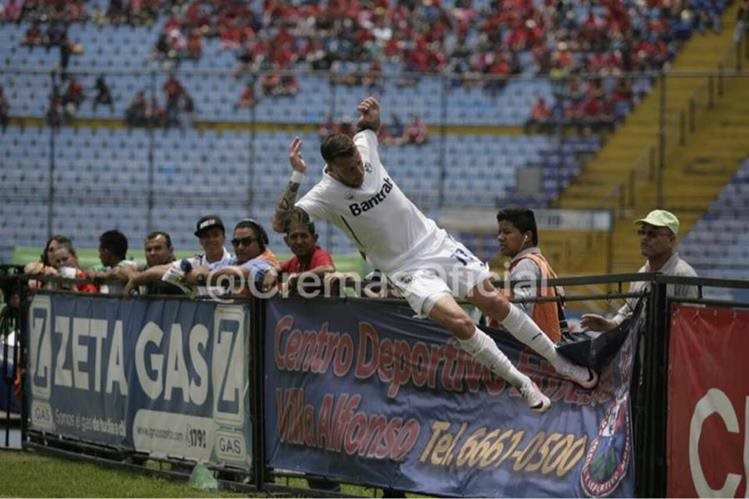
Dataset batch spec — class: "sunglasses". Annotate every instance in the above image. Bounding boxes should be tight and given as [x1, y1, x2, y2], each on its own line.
[231, 236, 258, 247]
[637, 229, 671, 238]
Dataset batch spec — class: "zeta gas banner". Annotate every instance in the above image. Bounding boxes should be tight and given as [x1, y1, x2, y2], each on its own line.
[26, 293, 252, 468]
[264, 298, 638, 497]
[667, 304, 749, 498]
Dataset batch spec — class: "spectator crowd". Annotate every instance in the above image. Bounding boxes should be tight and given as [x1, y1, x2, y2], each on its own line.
[21, 214, 351, 301]
[0, 0, 734, 133]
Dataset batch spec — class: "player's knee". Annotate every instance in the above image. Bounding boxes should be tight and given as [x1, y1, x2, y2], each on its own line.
[483, 293, 511, 319]
[446, 312, 475, 340]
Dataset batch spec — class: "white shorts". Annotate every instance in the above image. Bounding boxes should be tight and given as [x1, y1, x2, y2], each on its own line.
[387, 236, 494, 318]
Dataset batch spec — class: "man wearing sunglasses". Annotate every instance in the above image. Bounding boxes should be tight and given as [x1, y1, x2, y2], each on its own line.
[581, 209, 698, 332]
[125, 216, 278, 297]
[185, 219, 279, 295]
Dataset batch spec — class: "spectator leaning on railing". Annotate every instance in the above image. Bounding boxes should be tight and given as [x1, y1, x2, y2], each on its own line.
[85, 229, 137, 294]
[265, 215, 336, 297]
[118, 231, 184, 296]
[124, 214, 233, 297]
[581, 209, 698, 332]
[493, 208, 568, 343]
[51, 245, 99, 294]
[24, 234, 72, 288]
[179, 219, 278, 297]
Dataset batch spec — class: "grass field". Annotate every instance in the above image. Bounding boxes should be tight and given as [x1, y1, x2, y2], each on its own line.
[0, 449, 397, 497]
[0, 450, 243, 497]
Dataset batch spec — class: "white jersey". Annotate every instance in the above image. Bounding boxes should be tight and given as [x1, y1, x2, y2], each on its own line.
[161, 247, 233, 296]
[297, 130, 444, 273]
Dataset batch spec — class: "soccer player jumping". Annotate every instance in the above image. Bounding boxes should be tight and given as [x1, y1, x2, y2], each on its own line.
[272, 97, 597, 412]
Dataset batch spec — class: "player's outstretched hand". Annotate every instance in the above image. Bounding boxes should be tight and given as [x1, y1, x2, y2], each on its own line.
[288, 137, 307, 174]
[356, 96, 380, 131]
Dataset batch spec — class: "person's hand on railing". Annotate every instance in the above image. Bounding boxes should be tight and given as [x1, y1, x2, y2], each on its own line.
[261, 268, 279, 294]
[122, 278, 138, 298]
[580, 313, 617, 332]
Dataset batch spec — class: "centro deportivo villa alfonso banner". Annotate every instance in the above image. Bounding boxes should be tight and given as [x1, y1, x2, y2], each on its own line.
[264, 298, 638, 497]
[27, 293, 251, 468]
[667, 304, 749, 498]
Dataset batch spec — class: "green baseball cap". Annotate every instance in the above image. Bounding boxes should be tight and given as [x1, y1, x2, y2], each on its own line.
[635, 209, 679, 235]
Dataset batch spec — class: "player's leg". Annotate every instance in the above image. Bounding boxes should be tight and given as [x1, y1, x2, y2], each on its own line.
[426, 294, 550, 412]
[467, 278, 598, 389]
[390, 264, 550, 412]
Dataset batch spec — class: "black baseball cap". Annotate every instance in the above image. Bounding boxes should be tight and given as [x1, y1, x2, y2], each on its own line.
[194, 215, 225, 237]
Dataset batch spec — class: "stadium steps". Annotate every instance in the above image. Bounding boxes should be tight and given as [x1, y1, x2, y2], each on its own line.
[608, 77, 749, 273]
[555, 1, 744, 274]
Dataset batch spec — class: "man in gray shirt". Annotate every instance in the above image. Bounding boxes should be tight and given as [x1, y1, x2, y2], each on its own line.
[582, 209, 698, 331]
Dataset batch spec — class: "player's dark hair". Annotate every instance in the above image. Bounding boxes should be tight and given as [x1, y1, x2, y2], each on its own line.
[99, 230, 129, 260]
[496, 208, 539, 246]
[320, 133, 356, 163]
[145, 231, 173, 248]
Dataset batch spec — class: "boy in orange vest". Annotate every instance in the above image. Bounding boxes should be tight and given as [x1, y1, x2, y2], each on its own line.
[495, 208, 567, 342]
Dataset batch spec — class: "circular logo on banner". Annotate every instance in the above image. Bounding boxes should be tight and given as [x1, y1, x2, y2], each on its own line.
[580, 395, 632, 497]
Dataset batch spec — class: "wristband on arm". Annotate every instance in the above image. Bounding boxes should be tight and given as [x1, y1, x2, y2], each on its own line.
[290, 170, 304, 184]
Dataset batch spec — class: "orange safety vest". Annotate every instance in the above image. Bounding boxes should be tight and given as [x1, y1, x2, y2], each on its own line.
[495, 253, 564, 343]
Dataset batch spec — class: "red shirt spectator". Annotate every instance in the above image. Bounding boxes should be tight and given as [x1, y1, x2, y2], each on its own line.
[62, 78, 84, 109]
[405, 114, 428, 145]
[530, 97, 552, 120]
[235, 82, 256, 109]
[582, 96, 602, 118]
[279, 221, 336, 296]
[280, 246, 334, 275]
[3, 0, 22, 22]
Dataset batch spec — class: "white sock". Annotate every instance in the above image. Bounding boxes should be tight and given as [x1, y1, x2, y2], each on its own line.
[501, 304, 559, 363]
[457, 327, 529, 388]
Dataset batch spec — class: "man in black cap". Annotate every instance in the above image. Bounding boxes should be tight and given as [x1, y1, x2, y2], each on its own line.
[189, 214, 233, 267]
[178, 218, 279, 296]
[124, 214, 233, 296]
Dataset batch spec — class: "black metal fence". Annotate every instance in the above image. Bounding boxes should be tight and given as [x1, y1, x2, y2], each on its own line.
[2, 272, 749, 496]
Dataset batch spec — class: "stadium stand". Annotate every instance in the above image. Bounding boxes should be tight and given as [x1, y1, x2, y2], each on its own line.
[0, 0, 733, 262]
[1, 0, 723, 126]
[679, 157, 749, 280]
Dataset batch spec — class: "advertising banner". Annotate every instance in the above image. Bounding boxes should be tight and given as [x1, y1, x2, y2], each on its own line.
[667, 304, 749, 498]
[26, 293, 252, 468]
[264, 298, 638, 497]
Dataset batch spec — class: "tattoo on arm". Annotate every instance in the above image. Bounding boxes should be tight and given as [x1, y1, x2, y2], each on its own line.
[273, 181, 308, 232]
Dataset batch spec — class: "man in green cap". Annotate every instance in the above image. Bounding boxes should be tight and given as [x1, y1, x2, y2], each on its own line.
[581, 209, 698, 331]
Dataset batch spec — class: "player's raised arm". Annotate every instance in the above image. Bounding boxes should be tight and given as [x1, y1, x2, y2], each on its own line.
[356, 96, 381, 134]
[272, 136, 312, 233]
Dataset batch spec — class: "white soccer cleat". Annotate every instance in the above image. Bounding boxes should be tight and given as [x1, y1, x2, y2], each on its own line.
[554, 359, 599, 389]
[519, 381, 551, 413]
